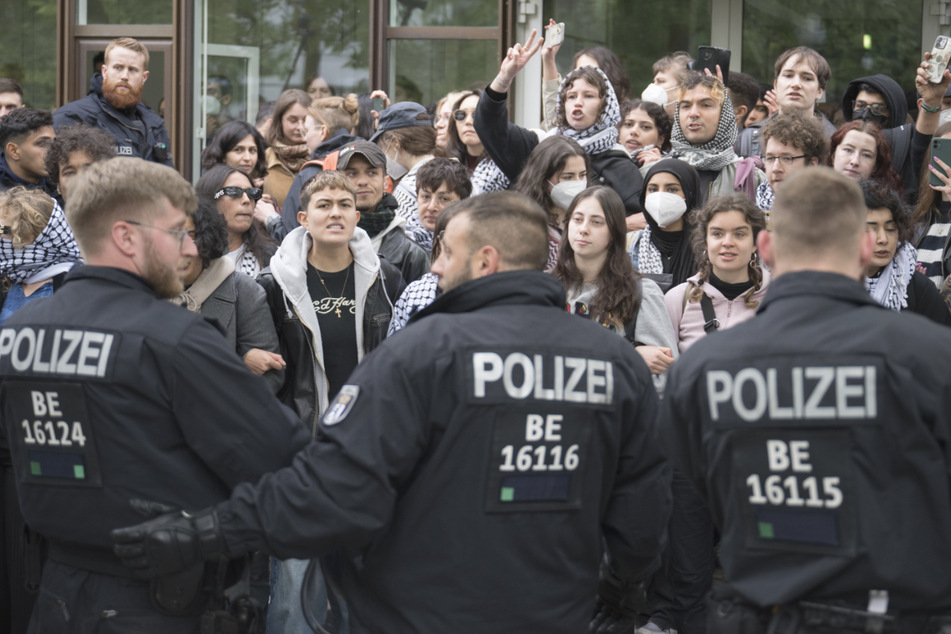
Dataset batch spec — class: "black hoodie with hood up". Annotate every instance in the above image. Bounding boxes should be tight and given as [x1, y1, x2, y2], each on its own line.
[841, 74, 929, 200]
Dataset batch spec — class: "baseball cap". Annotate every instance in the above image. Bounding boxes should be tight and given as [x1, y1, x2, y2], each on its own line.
[369, 102, 432, 142]
[336, 140, 386, 170]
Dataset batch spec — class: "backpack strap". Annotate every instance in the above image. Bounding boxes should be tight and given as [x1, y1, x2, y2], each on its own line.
[299, 149, 340, 174]
[700, 293, 720, 333]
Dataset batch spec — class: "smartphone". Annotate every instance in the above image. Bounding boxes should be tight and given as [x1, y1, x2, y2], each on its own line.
[372, 97, 386, 112]
[693, 46, 731, 85]
[545, 22, 565, 48]
[930, 137, 951, 187]
[927, 35, 951, 83]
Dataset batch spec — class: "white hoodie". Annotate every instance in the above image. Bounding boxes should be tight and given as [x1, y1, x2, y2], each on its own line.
[269, 225, 382, 416]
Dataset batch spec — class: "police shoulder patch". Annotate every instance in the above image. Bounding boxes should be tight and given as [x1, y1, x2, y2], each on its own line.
[322, 385, 360, 426]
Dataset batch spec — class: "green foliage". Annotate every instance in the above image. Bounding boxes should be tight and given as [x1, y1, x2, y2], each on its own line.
[544, 0, 713, 89]
[206, 0, 371, 97]
[84, 0, 172, 24]
[742, 0, 922, 111]
[0, 0, 57, 109]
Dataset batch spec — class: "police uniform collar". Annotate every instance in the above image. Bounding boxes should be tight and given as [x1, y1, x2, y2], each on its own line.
[64, 264, 166, 295]
[757, 271, 882, 315]
[414, 270, 565, 320]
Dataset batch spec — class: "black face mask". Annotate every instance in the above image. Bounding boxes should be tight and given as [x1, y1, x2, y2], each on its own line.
[853, 107, 888, 127]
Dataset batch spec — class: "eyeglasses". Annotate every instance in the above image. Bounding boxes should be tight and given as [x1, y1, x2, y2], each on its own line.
[853, 101, 889, 116]
[124, 220, 192, 248]
[763, 154, 807, 166]
[452, 109, 475, 122]
[215, 186, 263, 201]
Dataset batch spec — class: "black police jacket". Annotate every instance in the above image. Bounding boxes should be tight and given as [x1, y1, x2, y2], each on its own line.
[659, 271, 951, 611]
[216, 270, 671, 633]
[53, 73, 173, 167]
[0, 266, 310, 554]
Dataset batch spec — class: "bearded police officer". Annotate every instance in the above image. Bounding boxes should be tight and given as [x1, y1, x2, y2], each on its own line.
[659, 167, 951, 634]
[0, 157, 310, 633]
[112, 191, 672, 633]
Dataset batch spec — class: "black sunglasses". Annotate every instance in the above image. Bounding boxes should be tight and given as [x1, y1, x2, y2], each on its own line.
[215, 186, 263, 201]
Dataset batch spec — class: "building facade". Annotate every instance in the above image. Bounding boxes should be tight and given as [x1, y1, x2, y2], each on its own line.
[2, 0, 944, 178]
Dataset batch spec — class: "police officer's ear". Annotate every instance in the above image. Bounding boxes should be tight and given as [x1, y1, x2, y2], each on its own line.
[859, 227, 875, 270]
[756, 230, 774, 271]
[474, 244, 501, 278]
[113, 220, 142, 257]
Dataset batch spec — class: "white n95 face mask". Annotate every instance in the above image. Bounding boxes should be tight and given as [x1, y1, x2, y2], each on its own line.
[549, 180, 587, 210]
[644, 191, 687, 228]
[641, 82, 671, 107]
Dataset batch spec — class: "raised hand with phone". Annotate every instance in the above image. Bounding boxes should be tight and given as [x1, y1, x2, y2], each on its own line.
[915, 43, 951, 139]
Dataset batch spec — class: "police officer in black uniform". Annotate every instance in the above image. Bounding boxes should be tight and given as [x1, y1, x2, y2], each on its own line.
[112, 191, 672, 633]
[0, 157, 310, 633]
[659, 167, 951, 634]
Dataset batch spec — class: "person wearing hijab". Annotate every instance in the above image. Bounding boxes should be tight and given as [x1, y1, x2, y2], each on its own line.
[628, 159, 700, 292]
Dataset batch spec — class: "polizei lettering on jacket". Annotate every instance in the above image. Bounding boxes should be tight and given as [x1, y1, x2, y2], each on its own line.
[469, 350, 614, 405]
[0, 327, 115, 378]
[706, 363, 879, 423]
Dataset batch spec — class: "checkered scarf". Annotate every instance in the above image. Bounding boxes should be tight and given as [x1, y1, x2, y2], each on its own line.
[556, 66, 621, 155]
[866, 242, 916, 311]
[471, 157, 511, 195]
[0, 200, 82, 283]
[671, 87, 739, 172]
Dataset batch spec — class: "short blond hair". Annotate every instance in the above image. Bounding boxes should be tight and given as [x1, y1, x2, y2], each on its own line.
[0, 187, 55, 247]
[771, 167, 865, 262]
[67, 157, 196, 256]
[105, 37, 150, 70]
[300, 170, 355, 211]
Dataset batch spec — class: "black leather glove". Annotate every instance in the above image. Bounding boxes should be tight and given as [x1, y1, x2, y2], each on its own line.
[112, 506, 227, 579]
[589, 564, 647, 634]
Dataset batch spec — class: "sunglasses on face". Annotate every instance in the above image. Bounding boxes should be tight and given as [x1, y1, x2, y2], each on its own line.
[853, 101, 889, 117]
[452, 109, 475, 121]
[214, 186, 263, 201]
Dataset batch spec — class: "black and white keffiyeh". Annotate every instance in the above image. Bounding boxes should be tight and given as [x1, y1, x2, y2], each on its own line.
[671, 86, 740, 172]
[0, 200, 82, 283]
[471, 157, 511, 195]
[388, 272, 439, 335]
[556, 66, 621, 155]
[635, 227, 665, 275]
[865, 242, 917, 311]
[228, 244, 261, 278]
[756, 181, 775, 211]
[406, 223, 434, 254]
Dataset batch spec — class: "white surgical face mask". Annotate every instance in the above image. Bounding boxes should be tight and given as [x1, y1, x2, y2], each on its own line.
[384, 141, 408, 180]
[644, 191, 687, 228]
[549, 179, 587, 210]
